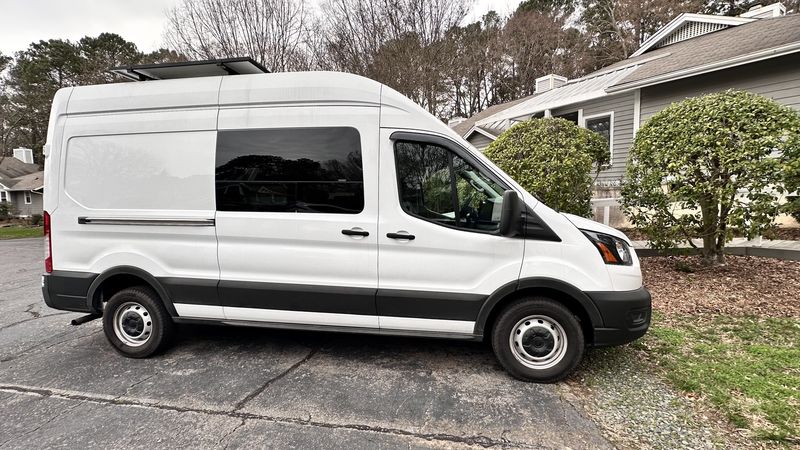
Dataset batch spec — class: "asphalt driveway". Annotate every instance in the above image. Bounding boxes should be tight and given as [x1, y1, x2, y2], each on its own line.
[0, 238, 613, 449]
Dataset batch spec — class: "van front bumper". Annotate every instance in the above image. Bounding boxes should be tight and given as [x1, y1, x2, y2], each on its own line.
[586, 286, 651, 347]
[42, 271, 97, 313]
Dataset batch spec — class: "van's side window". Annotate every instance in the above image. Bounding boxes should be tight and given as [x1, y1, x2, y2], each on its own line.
[395, 141, 508, 232]
[216, 127, 364, 214]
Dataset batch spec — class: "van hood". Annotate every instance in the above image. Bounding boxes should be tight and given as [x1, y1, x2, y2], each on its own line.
[560, 213, 631, 244]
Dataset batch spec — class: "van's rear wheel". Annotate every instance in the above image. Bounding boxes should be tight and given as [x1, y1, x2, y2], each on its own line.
[491, 297, 584, 383]
[103, 286, 173, 358]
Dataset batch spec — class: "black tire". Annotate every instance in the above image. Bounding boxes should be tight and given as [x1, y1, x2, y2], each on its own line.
[102, 286, 174, 358]
[491, 297, 584, 383]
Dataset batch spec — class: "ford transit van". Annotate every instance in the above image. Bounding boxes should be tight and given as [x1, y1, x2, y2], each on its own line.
[41, 60, 650, 382]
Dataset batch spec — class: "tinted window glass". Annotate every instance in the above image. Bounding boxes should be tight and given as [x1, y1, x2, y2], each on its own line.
[395, 141, 507, 232]
[586, 116, 611, 147]
[216, 127, 364, 213]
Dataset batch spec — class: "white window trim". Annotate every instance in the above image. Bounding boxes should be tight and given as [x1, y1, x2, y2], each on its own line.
[24, 191, 32, 204]
[581, 111, 614, 167]
[0, 191, 7, 202]
[633, 90, 641, 137]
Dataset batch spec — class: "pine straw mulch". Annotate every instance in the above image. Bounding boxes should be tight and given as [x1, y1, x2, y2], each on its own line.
[763, 227, 800, 241]
[641, 255, 800, 322]
[619, 227, 800, 241]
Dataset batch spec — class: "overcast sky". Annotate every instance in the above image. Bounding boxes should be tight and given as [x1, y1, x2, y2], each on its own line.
[0, 0, 522, 57]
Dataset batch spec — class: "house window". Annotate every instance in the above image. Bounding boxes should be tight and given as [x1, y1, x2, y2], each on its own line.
[583, 112, 614, 165]
[0, 191, 7, 202]
[553, 111, 579, 124]
[24, 191, 32, 204]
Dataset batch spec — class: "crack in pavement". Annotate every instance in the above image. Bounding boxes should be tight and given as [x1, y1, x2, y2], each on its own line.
[23, 304, 41, 319]
[233, 347, 319, 411]
[0, 384, 537, 449]
[0, 397, 84, 448]
[0, 312, 72, 332]
[115, 373, 158, 400]
[0, 329, 102, 363]
[219, 418, 247, 449]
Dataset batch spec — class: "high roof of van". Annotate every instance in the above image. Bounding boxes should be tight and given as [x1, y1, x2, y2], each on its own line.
[65, 72, 384, 115]
[51, 71, 463, 150]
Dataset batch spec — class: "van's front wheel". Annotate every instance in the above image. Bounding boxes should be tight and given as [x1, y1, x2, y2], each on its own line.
[491, 298, 584, 383]
[103, 286, 173, 358]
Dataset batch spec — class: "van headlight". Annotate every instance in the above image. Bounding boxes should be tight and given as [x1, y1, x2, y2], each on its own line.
[581, 230, 633, 265]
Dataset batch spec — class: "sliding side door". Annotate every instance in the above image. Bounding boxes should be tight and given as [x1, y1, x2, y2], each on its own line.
[215, 106, 380, 328]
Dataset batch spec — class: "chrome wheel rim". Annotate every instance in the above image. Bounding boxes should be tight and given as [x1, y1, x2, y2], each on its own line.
[509, 315, 568, 370]
[113, 302, 153, 347]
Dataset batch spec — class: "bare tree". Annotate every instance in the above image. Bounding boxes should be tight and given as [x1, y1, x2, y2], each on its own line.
[444, 11, 507, 118]
[0, 52, 14, 159]
[502, 9, 593, 97]
[164, 0, 310, 72]
[581, 0, 705, 65]
[318, 0, 472, 116]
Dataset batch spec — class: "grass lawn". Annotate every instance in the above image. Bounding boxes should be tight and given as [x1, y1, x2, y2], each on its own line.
[0, 226, 43, 239]
[637, 256, 800, 444]
[637, 314, 799, 442]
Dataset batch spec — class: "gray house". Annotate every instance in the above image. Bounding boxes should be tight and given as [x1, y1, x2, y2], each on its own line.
[0, 148, 44, 218]
[453, 3, 800, 225]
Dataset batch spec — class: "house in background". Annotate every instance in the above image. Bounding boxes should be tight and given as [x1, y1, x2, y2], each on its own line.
[452, 2, 800, 226]
[0, 148, 44, 217]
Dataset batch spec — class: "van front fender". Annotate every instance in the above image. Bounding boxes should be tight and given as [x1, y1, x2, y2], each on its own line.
[473, 277, 604, 336]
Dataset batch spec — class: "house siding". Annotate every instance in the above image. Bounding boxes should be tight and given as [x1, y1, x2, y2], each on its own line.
[9, 191, 43, 217]
[553, 92, 636, 184]
[641, 53, 800, 122]
[467, 133, 495, 152]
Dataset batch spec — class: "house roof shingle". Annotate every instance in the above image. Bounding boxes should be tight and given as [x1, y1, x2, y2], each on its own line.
[458, 13, 800, 134]
[607, 13, 800, 89]
[0, 156, 39, 180]
[0, 156, 41, 191]
[7, 171, 44, 191]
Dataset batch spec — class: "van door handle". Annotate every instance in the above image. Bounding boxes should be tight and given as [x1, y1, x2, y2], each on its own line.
[386, 232, 415, 240]
[342, 228, 369, 237]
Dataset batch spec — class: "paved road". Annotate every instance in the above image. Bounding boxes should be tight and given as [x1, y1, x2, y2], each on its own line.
[0, 238, 613, 449]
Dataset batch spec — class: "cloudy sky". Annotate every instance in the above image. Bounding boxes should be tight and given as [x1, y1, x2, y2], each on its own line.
[0, 0, 522, 57]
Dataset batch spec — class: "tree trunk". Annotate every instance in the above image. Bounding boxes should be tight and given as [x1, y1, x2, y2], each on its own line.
[699, 197, 719, 265]
[715, 236, 726, 264]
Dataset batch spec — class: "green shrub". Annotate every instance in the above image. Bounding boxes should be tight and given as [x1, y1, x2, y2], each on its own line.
[0, 203, 10, 220]
[622, 90, 800, 264]
[30, 214, 43, 226]
[786, 196, 800, 224]
[484, 118, 610, 217]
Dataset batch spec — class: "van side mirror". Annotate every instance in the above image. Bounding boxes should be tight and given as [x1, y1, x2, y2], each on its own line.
[498, 190, 522, 237]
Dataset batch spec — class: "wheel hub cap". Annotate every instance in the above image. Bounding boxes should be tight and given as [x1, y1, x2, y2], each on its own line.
[509, 315, 568, 370]
[113, 302, 153, 347]
[522, 329, 555, 357]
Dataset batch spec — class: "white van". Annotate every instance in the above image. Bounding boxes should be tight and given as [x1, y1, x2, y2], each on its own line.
[41, 59, 650, 382]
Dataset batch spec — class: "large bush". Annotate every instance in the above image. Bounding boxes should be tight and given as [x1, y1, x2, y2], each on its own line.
[0, 203, 11, 220]
[788, 197, 800, 224]
[484, 118, 610, 217]
[622, 90, 800, 264]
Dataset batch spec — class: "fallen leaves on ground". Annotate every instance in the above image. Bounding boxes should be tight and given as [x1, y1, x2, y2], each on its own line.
[641, 255, 800, 322]
[618, 227, 800, 241]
